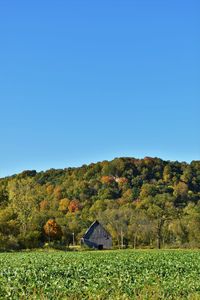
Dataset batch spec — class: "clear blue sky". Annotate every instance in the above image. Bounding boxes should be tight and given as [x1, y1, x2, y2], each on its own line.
[0, 0, 199, 177]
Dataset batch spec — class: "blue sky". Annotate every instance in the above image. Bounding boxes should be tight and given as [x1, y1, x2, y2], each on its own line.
[0, 0, 199, 177]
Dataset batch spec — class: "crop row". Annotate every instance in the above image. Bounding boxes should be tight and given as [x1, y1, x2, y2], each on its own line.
[0, 250, 200, 299]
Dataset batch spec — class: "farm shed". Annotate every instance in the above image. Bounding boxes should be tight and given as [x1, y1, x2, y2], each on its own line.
[81, 220, 112, 250]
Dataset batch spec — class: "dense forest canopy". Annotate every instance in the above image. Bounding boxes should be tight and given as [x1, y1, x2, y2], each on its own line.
[0, 157, 200, 250]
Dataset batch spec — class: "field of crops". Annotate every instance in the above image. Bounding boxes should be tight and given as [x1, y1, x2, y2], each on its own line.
[0, 250, 200, 299]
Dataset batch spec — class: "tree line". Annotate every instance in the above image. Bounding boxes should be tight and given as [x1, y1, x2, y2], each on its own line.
[0, 157, 200, 250]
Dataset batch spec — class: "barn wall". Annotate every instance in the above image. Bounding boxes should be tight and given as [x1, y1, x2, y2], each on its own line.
[88, 224, 112, 249]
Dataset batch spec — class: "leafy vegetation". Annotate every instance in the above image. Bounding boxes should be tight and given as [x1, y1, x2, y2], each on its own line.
[0, 157, 200, 250]
[1, 250, 200, 299]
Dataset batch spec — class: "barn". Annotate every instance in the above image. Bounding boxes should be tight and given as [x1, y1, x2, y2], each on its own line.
[81, 220, 112, 250]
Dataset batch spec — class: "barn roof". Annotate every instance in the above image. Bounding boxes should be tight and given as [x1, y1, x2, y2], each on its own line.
[83, 220, 111, 239]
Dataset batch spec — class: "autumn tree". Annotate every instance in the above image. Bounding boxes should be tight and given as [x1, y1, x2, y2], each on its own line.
[8, 178, 38, 238]
[58, 198, 70, 214]
[53, 186, 63, 200]
[173, 181, 188, 206]
[68, 200, 81, 213]
[163, 165, 172, 183]
[0, 157, 199, 250]
[40, 200, 49, 211]
[43, 219, 62, 241]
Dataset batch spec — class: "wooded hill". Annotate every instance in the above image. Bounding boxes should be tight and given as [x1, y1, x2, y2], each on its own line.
[0, 157, 200, 250]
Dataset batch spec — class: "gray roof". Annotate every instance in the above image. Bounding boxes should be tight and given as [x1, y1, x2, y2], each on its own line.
[83, 220, 111, 239]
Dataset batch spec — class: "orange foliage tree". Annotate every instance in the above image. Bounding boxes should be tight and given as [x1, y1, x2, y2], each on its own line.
[68, 200, 81, 213]
[43, 219, 62, 240]
[101, 176, 115, 184]
[39, 200, 49, 211]
[53, 186, 63, 200]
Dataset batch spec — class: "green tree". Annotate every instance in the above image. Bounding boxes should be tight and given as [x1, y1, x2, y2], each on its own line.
[138, 194, 175, 248]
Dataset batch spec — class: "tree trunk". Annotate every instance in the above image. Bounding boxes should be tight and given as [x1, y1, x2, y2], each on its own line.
[134, 235, 137, 249]
[157, 233, 161, 249]
[157, 221, 163, 249]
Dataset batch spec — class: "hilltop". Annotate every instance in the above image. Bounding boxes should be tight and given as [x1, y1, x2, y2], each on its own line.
[0, 157, 200, 250]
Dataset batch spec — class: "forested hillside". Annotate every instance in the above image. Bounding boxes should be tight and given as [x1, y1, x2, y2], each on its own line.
[0, 157, 200, 250]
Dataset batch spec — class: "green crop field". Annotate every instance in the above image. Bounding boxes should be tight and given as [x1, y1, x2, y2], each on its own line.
[0, 250, 200, 300]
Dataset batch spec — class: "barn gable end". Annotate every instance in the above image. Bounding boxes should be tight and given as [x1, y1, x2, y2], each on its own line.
[82, 220, 112, 250]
